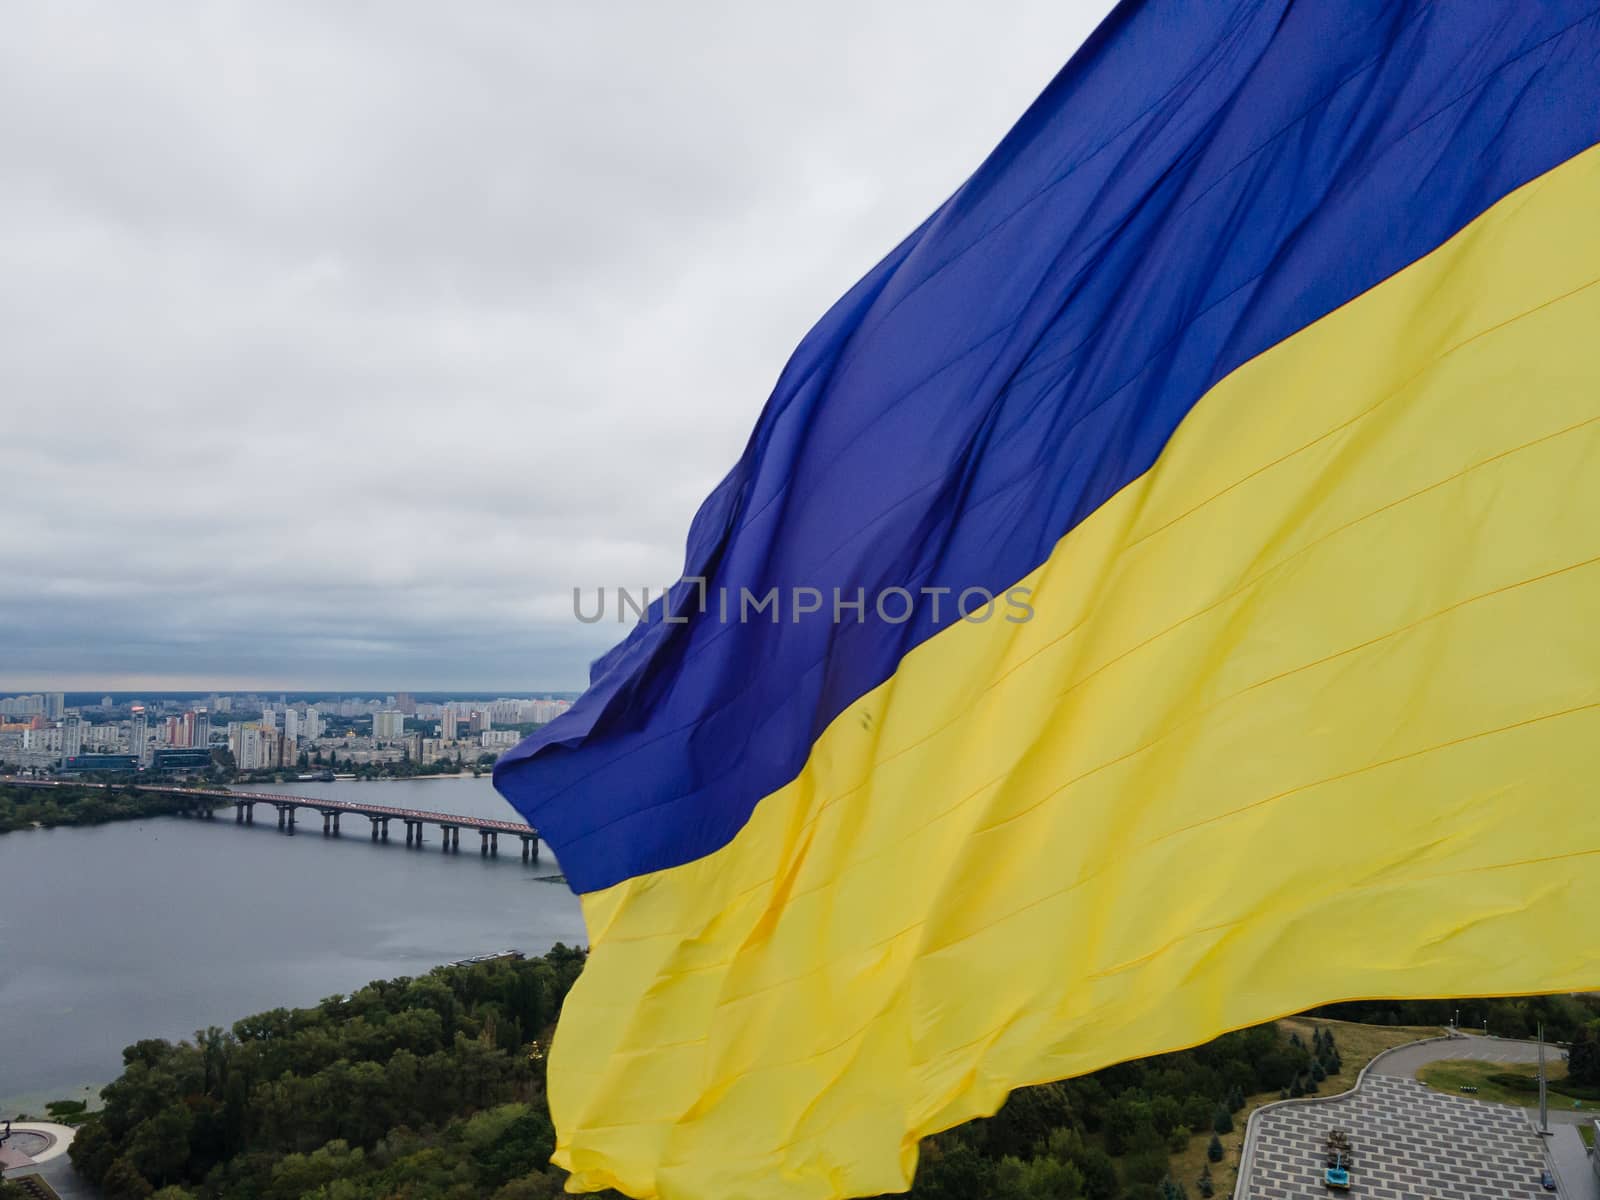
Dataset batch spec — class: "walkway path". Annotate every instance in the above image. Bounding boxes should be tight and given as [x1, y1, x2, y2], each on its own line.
[1239, 1035, 1592, 1200]
[0, 1121, 96, 1199]
[1377, 1033, 1594, 1128]
[0, 1121, 75, 1169]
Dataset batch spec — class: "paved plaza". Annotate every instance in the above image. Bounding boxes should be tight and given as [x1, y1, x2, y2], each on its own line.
[1242, 1073, 1551, 1200]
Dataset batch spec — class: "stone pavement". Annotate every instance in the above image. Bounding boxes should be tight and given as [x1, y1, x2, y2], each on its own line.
[1242, 1074, 1551, 1200]
[0, 1121, 94, 1199]
[1546, 1123, 1597, 1200]
[1373, 1033, 1593, 1129]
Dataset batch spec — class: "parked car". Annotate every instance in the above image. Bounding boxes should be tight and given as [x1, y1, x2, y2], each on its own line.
[1541, 1169, 1557, 1192]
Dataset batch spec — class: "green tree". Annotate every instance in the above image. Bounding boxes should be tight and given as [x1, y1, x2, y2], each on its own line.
[1568, 1025, 1600, 1086]
[982, 1082, 1074, 1159]
[1123, 1148, 1169, 1189]
[911, 1139, 994, 1200]
[100, 1155, 154, 1200]
[1207, 1133, 1224, 1163]
[1211, 1106, 1233, 1134]
[992, 1154, 1086, 1200]
[1150, 1094, 1182, 1137]
[492, 1176, 566, 1200]
[69, 1114, 119, 1180]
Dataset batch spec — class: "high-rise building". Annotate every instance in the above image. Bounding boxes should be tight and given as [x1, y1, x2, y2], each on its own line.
[22, 725, 60, 751]
[45, 692, 65, 719]
[167, 710, 206, 749]
[283, 709, 299, 741]
[61, 714, 84, 759]
[396, 692, 416, 715]
[531, 699, 571, 723]
[129, 705, 149, 766]
[100, 695, 114, 710]
[304, 706, 322, 740]
[373, 711, 405, 740]
[440, 707, 458, 740]
[229, 722, 279, 771]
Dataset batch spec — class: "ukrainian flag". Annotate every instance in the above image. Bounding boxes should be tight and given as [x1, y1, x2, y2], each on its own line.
[496, 3, 1600, 1196]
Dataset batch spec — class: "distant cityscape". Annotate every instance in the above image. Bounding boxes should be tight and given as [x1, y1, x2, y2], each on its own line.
[0, 690, 573, 776]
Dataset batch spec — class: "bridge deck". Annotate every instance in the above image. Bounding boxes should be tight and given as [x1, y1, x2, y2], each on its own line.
[183, 787, 534, 834]
[2, 778, 536, 835]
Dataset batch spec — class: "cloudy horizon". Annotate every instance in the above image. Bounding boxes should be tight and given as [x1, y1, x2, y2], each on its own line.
[2, 1, 1111, 694]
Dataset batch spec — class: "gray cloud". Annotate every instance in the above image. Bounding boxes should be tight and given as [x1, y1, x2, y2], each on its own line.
[1, 0, 1111, 692]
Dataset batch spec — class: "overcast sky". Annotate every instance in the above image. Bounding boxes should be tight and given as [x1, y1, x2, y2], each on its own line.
[1, 1, 1112, 694]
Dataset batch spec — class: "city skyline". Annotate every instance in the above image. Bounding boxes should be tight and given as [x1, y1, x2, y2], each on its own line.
[0, 686, 576, 774]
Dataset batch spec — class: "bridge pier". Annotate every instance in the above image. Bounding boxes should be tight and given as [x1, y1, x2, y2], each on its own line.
[84, 785, 538, 868]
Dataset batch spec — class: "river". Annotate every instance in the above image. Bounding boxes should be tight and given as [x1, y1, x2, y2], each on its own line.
[0, 776, 586, 1114]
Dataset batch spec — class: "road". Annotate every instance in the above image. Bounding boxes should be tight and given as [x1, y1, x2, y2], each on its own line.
[1374, 1034, 1597, 1200]
[1376, 1033, 1550, 1077]
[1375, 1034, 1594, 1126]
[0, 1121, 96, 1199]
[1551, 1125, 1595, 1200]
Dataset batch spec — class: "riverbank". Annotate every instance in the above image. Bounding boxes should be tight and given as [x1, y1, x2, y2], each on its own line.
[0, 781, 221, 834]
[0, 775, 585, 1108]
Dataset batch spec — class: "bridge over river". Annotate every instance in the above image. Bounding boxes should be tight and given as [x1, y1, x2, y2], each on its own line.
[3, 778, 543, 862]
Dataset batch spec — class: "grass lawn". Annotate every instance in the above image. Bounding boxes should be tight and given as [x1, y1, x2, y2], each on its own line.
[1165, 1019, 1445, 1199]
[1582, 1124, 1594, 1149]
[1416, 1059, 1593, 1112]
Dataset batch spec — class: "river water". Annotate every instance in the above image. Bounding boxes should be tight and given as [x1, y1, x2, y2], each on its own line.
[0, 776, 586, 1114]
